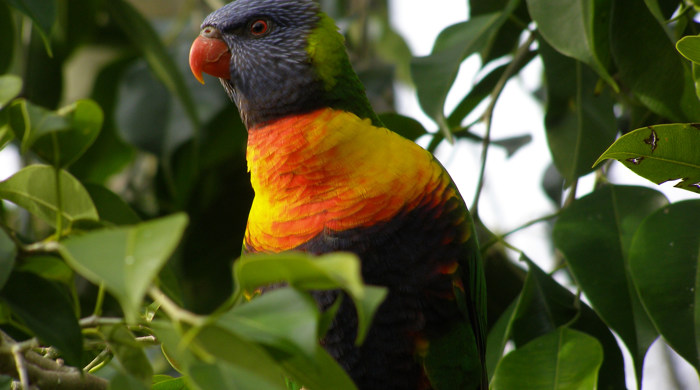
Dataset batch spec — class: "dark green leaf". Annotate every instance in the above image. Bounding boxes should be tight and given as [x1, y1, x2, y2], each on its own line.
[105, 0, 199, 131]
[610, 0, 700, 122]
[109, 372, 149, 390]
[0, 165, 99, 228]
[105, 325, 153, 384]
[59, 213, 188, 322]
[486, 301, 516, 381]
[378, 113, 428, 141]
[234, 252, 387, 345]
[553, 185, 666, 381]
[527, 0, 617, 91]
[0, 229, 15, 290]
[83, 183, 140, 225]
[0, 2, 14, 73]
[491, 327, 603, 390]
[0, 110, 14, 151]
[411, 7, 513, 137]
[677, 35, 700, 65]
[0, 75, 21, 109]
[6, 0, 56, 56]
[0, 271, 82, 365]
[628, 200, 700, 371]
[15, 255, 72, 285]
[514, 258, 626, 389]
[594, 123, 700, 194]
[539, 39, 617, 184]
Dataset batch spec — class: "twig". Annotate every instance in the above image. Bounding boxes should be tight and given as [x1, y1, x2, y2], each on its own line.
[148, 286, 205, 326]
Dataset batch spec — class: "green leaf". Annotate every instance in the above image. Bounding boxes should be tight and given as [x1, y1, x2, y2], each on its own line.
[109, 372, 149, 390]
[0, 271, 83, 366]
[0, 110, 14, 152]
[234, 252, 387, 345]
[628, 200, 700, 371]
[105, 325, 153, 384]
[378, 113, 427, 141]
[410, 5, 514, 138]
[0, 75, 22, 110]
[491, 327, 603, 390]
[0, 165, 99, 228]
[527, 0, 617, 92]
[59, 213, 188, 322]
[610, 0, 700, 122]
[594, 123, 700, 194]
[0, 229, 15, 290]
[152, 376, 189, 390]
[539, 39, 617, 184]
[6, 0, 57, 56]
[16, 255, 72, 285]
[0, 2, 15, 74]
[105, 0, 199, 130]
[83, 183, 141, 226]
[8, 99, 103, 167]
[553, 185, 665, 381]
[677, 35, 700, 65]
[513, 257, 626, 389]
[189, 325, 288, 390]
[218, 288, 357, 390]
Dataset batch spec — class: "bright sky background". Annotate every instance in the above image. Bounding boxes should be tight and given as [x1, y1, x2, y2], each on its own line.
[389, 1, 699, 389]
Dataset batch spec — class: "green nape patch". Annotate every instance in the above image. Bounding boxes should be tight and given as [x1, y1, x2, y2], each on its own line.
[306, 13, 346, 91]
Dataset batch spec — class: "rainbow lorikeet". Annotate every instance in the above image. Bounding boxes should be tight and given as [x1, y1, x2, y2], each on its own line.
[189, 1, 487, 389]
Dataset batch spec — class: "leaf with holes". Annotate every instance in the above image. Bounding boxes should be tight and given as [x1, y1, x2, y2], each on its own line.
[594, 124, 700, 194]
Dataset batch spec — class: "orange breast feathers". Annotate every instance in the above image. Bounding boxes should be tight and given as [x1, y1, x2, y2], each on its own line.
[244, 108, 452, 252]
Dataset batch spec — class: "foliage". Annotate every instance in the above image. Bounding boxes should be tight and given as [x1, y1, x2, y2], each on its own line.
[0, 0, 698, 389]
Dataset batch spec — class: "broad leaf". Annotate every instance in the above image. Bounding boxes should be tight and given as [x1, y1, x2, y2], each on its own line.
[539, 40, 617, 184]
[411, 1, 517, 138]
[0, 271, 83, 366]
[234, 252, 387, 345]
[83, 183, 140, 226]
[59, 213, 188, 322]
[6, 0, 56, 56]
[109, 372, 149, 390]
[677, 35, 700, 65]
[610, 0, 700, 122]
[105, 0, 199, 131]
[491, 327, 603, 390]
[0, 229, 15, 290]
[16, 255, 72, 285]
[553, 185, 665, 381]
[527, 0, 617, 91]
[7, 99, 103, 167]
[0, 165, 98, 228]
[152, 376, 189, 390]
[513, 258, 626, 389]
[378, 113, 427, 141]
[628, 200, 700, 371]
[0, 75, 21, 109]
[105, 325, 153, 384]
[594, 123, 700, 194]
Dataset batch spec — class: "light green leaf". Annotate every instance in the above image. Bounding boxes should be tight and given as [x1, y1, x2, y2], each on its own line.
[491, 327, 603, 390]
[8, 99, 103, 167]
[105, 0, 199, 130]
[527, 0, 618, 92]
[0, 110, 14, 151]
[0, 165, 98, 228]
[109, 372, 149, 390]
[610, 0, 700, 122]
[59, 213, 188, 322]
[152, 376, 188, 390]
[234, 252, 387, 345]
[594, 123, 700, 194]
[411, 1, 516, 138]
[553, 185, 665, 381]
[15, 255, 72, 285]
[6, 0, 56, 56]
[0, 272, 83, 366]
[0, 75, 21, 109]
[540, 40, 617, 184]
[677, 35, 700, 65]
[628, 200, 700, 371]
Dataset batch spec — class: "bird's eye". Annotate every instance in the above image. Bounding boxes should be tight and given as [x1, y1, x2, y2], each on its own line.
[249, 19, 270, 36]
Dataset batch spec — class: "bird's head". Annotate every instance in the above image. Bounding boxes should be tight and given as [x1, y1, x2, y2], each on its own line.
[189, 0, 378, 129]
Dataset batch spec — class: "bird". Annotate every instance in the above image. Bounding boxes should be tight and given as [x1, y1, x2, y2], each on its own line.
[189, 1, 487, 389]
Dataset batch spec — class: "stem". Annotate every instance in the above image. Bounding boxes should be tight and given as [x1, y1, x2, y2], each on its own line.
[92, 284, 106, 318]
[471, 31, 537, 214]
[480, 211, 560, 251]
[148, 286, 204, 326]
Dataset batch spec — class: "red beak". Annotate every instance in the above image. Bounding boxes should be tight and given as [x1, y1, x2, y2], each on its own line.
[189, 33, 232, 84]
